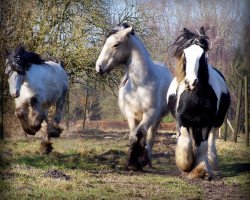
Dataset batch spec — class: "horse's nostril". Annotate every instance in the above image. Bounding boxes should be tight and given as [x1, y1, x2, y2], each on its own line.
[96, 65, 102, 74]
[99, 66, 103, 74]
[192, 79, 198, 86]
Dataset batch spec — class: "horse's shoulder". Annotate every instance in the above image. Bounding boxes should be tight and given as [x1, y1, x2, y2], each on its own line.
[208, 65, 227, 87]
[208, 65, 229, 100]
[209, 65, 225, 80]
[153, 61, 172, 81]
[167, 77, 178, 100]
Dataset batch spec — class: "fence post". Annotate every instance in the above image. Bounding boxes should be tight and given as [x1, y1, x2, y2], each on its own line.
[65, 89, 69, 131]
[245, 76, 249, 147]
[0, 72, 3, 139]
[234, 80, 243, 142]
[224, 113, 228, 141]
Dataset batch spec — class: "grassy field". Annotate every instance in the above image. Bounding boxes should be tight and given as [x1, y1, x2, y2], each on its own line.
[0, 130, 249, 200]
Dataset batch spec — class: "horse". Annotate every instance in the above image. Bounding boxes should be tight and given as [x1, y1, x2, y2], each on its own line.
[167, 27, 230, 179]
[5, 46, 68, 154]
[96, 23, 173, 170]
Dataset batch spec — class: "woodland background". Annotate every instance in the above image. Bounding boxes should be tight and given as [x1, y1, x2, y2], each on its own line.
[0, 0, 249, 138]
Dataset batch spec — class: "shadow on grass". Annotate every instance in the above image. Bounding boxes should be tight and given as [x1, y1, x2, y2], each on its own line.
[14, 149, 127, 171]
[13, 147, 180, 177]
[0, 141, 13, 197]
[221, 163, 250, 177]
[70, 129, 128, 140]
[2, 131, 179, 179]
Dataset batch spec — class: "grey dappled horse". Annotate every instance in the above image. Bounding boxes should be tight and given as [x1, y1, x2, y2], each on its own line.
[5, 46, 68, 154]
[96, 24, 173, 170]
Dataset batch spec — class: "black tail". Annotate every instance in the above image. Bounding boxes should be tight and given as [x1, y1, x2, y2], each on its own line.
[59, 61, 65, 69]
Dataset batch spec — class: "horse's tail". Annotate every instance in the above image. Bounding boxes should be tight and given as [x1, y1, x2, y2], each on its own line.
[59, 60, 65, 69]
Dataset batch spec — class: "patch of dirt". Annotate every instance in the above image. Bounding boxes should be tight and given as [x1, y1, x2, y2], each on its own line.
[44, 169, 71, 180]
[0, 172, 15, 180]
[154, 133, 248, 200]
[188, 179, 246, 200]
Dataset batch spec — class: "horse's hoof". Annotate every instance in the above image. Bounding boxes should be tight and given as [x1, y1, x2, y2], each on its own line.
[23, 128, 36, 135]
[187, 167, 206, 180]
[127, 148, 149, 170]
[203, 173, 212, 181]
[48, 125, 63, 137]
[40, 141, 53, 154]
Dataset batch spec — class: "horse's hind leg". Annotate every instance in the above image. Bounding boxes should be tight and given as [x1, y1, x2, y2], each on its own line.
[146, 121, 160, 168]
[49, 91, 67, 137]
[175, 126, 194, 172]
[208, 128, 220, 176]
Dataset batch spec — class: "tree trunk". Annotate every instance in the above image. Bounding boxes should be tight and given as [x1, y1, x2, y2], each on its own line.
[234, 80, 243, 142]
[224, 113, 228, 141]
[65, 90, 70, 131]
[82, 89, 89, 131]
[244, 76, 249, 147]
[0, 72, 3, 139]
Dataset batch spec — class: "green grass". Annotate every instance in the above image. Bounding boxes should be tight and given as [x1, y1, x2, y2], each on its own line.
[162, 115, 175, 123]
[0, 132, 249, 200]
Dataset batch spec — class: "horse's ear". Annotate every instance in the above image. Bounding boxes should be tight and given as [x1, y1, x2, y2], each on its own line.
[183, 28, 195, 38]
[183, 28, 191, 34]
[121, 26, 134, 37]
[199, 27, 206, 36]
[4, 49, 10, 57]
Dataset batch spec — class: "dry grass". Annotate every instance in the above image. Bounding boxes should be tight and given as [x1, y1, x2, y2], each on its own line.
[0, 130, 249, 200]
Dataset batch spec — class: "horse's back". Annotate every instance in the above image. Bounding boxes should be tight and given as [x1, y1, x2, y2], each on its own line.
[153, 61, 173, 89]
[26, 61, 68, 103]
[208, 65, 230, 127]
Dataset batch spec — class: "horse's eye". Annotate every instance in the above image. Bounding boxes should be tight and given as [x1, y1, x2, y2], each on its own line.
[113, 43, 120, 48]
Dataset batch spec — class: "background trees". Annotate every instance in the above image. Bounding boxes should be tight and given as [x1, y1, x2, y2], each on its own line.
[0, 0, 249, 136]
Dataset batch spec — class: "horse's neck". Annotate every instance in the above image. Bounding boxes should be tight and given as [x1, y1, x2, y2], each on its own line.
[198, 62, 209, 87]
[125, 36, 153, 85]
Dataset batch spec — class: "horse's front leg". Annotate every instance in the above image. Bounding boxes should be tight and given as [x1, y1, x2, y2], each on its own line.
[15, 103, 35, 135]
[29, 96, 45, 133]
[187, 127, 213, 180]
[175, 126, 194, 173]
[40, 112, 53, 154]
[127, 109, 157, 170]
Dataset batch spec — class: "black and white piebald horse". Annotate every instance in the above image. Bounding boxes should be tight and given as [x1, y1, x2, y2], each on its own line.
[167, 27, 230, 179]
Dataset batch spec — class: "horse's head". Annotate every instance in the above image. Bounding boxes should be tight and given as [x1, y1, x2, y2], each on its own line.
[96, 23, 134, 75]
[5, 46, 27, 98]
[173, 27, 209, 90]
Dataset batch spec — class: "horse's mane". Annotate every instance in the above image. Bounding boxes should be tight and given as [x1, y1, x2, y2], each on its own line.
[172, 27, 209, 82]
[105, 23, 135, 39]
[172, 27, 209, 58]
[8, 45, 45, 74]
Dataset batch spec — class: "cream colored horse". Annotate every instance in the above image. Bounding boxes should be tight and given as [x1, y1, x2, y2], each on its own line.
[96, 24, 173, 170]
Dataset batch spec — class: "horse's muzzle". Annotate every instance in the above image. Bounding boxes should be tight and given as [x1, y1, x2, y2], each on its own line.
[185, 79, 198, 90]
[96, 65, 109, 75]
[11, 90, 20, 98]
